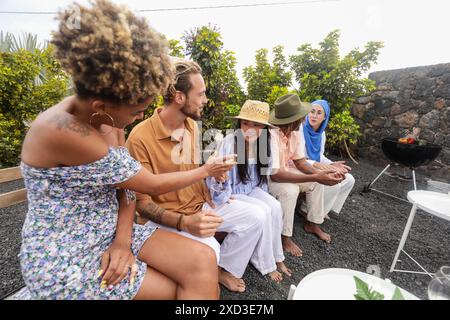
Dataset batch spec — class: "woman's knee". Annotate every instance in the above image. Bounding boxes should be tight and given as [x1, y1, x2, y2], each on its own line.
[188, 241, 218, 275]
[254, 204, 270, 225]
[258, 201, 272, 217]
[266, 195, 283, 215]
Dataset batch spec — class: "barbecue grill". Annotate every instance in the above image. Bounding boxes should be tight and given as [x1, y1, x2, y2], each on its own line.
[362, 137, 442, 201]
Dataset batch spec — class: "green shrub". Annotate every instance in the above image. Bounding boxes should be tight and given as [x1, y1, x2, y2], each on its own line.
[0, 47, 69, 167]
[326, 110, 362, 162]
[266, 85, 297, 108]
[289, 30, 383, 159]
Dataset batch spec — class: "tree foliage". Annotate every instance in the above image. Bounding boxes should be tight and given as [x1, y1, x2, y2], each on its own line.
[0, 31, 46, 53]
[289, 30, 383, 156]
[243, 45, 292, 102]
[168, 39, 185, 58]
[183, 25, 244, 131]
[0, 28, 383, 166]
[0, 47, 69, 167]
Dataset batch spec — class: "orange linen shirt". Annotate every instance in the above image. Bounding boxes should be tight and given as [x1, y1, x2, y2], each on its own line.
[126, 108, 210, 216]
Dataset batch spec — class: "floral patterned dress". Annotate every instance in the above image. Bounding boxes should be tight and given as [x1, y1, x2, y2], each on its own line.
[19, 147, 156, 300]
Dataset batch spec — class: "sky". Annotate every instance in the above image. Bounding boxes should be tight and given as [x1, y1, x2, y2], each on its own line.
[1, 0, 449, 87]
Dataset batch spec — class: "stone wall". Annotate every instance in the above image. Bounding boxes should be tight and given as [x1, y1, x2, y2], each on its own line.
[352, 63, 450, 180]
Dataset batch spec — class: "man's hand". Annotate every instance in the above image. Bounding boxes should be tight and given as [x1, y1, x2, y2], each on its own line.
[315, 170, 343, 186]
[204, 154, 236, 178]
[332, 161, 351, 174]
[181, 210, 224, 238]
[315, 162, 337, 173]
[214, 172, 229, 183]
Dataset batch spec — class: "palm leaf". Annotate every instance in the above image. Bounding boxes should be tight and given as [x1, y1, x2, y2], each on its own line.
[392, 287, 405, 300]
[0, 32, 46, 52]
[354, 276, 385, 300]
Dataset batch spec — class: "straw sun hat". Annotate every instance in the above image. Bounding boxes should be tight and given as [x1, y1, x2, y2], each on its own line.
[230, 100, 275, 128]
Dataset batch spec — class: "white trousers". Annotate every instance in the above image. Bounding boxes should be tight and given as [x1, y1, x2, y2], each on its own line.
[323, 173, 355, 214]
[232, 187, 285, 276]
[143, 221, 222, 265]
[268, 179, 323, 236]
[203, 199, 265, 278]
[268, 173, 355, 237]
[145, 198, 264, 279]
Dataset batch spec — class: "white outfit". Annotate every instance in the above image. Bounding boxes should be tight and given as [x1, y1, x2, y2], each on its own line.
[268, 177, 327, 236]
[205, 133, 285, 276]
[145, 198, 265, 279]
[268, 129, 333, 235]
[233, 187, 285, 275]
[299, 123, 355, 215]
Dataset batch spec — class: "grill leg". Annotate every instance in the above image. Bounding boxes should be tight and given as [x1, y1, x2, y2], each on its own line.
[412, 169, 417, 190]
[365, 164, 391, 191]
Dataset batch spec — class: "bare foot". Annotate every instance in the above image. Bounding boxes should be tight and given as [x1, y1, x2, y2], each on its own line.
[268, 270, 283, 283]
[281, 236, 303, 257]
[276, 261, 293, 277]
[219, 269, 246, 293]
[304, 222, 332, 243]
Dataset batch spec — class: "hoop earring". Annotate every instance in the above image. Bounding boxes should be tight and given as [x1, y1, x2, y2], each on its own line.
[89, 112, 115, 136]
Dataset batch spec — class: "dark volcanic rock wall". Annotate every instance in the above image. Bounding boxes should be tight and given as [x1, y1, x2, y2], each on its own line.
[352, 63, 450, 180]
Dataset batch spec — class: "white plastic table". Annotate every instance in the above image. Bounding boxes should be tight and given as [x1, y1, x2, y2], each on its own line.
[292, 268, 419, 300]
[390, 190, 450, 277]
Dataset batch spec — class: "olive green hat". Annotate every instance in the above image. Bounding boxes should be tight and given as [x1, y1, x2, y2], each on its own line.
[269, 94, 313, 126]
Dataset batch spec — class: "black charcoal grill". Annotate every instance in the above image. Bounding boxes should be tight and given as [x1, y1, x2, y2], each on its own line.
[363, 137, 442, 202]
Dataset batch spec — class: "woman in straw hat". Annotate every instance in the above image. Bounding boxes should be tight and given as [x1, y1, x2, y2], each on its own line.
[206, 100, 293, 282]
[299, 100, 355, 218]
[267, 94, 343, 255]
[18, 0, 233, 300]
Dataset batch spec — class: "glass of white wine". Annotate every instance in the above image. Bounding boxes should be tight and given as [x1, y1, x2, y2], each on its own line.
[428, 266, 450, 300]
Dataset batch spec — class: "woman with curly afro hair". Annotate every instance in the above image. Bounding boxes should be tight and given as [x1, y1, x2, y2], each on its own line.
[18, 0, 233, 300]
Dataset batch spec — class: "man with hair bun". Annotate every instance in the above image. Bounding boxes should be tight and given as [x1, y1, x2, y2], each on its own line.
[127, 58, 266, 293]
[19, 0, 233, 300]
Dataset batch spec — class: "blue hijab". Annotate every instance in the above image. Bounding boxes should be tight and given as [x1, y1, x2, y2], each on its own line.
[302, 100, 330, 162]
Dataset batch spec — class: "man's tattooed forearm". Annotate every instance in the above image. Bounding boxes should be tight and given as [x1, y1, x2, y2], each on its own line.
[141, 202, 166, 224]
[48, 114, 92, 137]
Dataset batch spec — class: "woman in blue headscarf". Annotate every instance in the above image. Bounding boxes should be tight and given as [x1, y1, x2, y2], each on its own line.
[299, 100, 355, 217]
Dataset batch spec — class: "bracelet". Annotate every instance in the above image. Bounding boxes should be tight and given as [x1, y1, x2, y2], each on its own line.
[176, 214, 184, 232]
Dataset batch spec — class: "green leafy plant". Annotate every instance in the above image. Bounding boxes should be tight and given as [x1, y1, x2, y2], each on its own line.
[0, 46, 69, 167]
[289, 30, 383, 162]
[327, 110, 362, 164]
[243, 46, 292, 103]
[183, 24, 245, 131]
[354, 276, 405, 300]
[0, 31, 46, 53]
[168, 39, 185, 58]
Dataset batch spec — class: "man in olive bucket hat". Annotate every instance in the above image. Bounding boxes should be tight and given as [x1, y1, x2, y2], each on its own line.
[268, 94, 343, 256]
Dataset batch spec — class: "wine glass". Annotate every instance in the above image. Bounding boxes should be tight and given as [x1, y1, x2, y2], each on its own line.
[435, 266, 450, 279]
[428, 266, 450, 300]
[208, 137, 233, 202]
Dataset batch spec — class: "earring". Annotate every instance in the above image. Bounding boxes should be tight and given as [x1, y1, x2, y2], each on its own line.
[89, 112, 115, 136]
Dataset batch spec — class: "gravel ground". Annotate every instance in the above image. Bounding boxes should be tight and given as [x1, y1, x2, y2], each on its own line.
[0, 180, 26, 298]
[1, 159, 449, 300]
